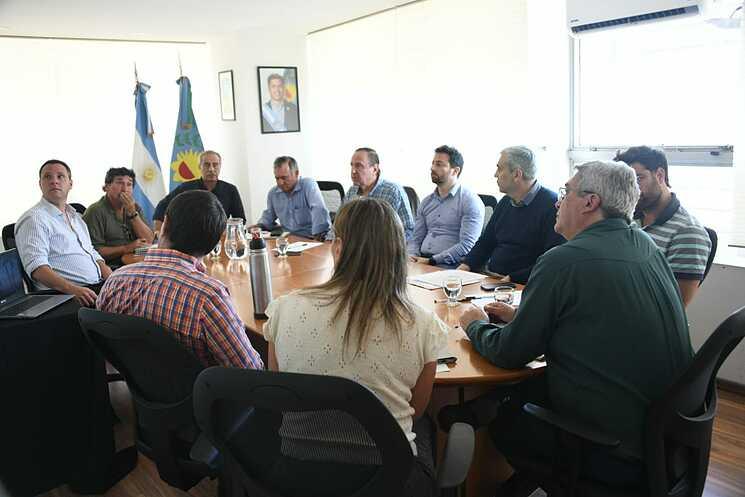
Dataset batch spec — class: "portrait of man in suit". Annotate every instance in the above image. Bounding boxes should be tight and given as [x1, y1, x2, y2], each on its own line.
[258, 67, 300, 133]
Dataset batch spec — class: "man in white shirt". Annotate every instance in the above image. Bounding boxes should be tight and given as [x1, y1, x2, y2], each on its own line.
[15, 159, 112, 306]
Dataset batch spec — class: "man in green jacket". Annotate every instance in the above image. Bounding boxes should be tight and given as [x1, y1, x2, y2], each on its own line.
[452, 161, 693, 489]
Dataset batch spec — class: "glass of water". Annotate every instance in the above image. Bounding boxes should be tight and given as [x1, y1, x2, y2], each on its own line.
[276, 236, 289, 258]
[210, 240, 222, 259]
[494, 285, 515, 305]
[442, 276, 463, 307]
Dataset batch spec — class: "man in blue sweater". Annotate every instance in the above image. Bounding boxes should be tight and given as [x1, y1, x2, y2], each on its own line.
[457, 146, 564, 284]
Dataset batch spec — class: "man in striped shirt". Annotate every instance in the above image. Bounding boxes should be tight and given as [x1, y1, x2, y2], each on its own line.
[616, 146, 711, 306]
[97, 190, 263, 369]
[15, 159, 112, 306]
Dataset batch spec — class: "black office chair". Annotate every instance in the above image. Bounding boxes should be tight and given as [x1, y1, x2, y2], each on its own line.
[511, 305, 745, 497]
[2, 223, 16, 250]
[77, 308, 219, 491]
[404, 186, 420, 217]
[479, 194, 499, 235]
[192, 367, 475, 497]
[317, 181, 345, 221]
[70, 202, 87, 215]
[701, 227, 718, 286]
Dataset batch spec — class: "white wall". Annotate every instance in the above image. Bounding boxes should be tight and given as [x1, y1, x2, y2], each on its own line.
[207, 28, 309, 224]
[0, 38, 218, 229]
[687, 261, 745, 385]
[305, 0, 571, 201]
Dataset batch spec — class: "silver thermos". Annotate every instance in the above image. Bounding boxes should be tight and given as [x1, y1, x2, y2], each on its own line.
[248, 233, 273, 318]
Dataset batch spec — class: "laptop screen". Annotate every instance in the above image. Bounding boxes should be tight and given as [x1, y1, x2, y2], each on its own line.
[0, 249, 25, 305]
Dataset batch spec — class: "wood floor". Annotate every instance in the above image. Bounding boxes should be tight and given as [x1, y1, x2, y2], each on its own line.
[41, 384, 745, 497]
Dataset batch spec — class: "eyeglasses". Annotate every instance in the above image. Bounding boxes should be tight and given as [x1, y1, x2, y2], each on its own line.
[558, 186, 596, 201]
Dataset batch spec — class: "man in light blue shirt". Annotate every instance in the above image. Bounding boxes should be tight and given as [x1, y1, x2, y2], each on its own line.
[253, 156, 331, 240]
[15, 159, 112, 307]
[344, 147, 415, 239]
[408, 145, 484, 267]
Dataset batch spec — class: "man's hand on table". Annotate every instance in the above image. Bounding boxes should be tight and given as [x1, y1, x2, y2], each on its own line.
[410, 256, 430, 264]
[67, 284, 98, 307]
[126, 238, 150, 253]
[483, 302, 516, 323]
[459, 305, 488, 330]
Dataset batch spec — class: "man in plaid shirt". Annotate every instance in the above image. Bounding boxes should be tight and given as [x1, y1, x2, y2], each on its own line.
[97, 190, 263, 369]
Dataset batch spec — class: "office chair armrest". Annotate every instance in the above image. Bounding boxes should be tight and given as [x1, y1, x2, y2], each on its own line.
[189, 434, 221, 471]
[437, 422, 475, 488]
[523, 403, 620, 449]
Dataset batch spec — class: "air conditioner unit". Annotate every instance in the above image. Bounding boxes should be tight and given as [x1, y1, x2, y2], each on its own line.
[567, 0, 702, 35]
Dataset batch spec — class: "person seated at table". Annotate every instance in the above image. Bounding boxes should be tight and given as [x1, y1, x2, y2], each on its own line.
[457, 146, 564, 284]
[263, 197, 448, 497]
[250, 156, 331, 241]
[97, 190, 263, 369]
[82, 167, 155, 267]
[615, 146, 711, 307]
[152, 150, 245, 232]
[344, 147, 415, 239]
[408, 145, 484, 267]
[15, 159, 112, 307]
[448, 161, 692, 490]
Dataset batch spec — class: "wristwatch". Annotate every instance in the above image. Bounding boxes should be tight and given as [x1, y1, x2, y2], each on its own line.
[126, 211, 139, 220]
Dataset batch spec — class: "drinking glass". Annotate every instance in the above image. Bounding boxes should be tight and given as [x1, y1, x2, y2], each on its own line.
[210, 240, 222, 259]
[494, 285, 515, 304]
[276, 236, 289, 258]
[442, 276, 463, 307]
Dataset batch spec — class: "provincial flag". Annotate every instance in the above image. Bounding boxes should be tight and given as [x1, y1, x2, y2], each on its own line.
[169, 76, 204, 191]
[131, 82, 165, 225]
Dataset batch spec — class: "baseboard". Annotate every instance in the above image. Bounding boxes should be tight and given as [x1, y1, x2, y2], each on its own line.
[717, 378, 745, 396]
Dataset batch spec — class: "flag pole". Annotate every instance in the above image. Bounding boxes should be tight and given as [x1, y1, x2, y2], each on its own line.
[177, 52, 183, 79]
[134, 62, 139, 84]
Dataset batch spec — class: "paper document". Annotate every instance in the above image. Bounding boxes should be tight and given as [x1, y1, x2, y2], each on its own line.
[272, 241, 323, 253]
[436, 363, 451, 373]
[407, 269, 486, 290]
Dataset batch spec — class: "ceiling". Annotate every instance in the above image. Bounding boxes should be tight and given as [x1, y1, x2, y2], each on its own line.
[0, 0, 407, 42]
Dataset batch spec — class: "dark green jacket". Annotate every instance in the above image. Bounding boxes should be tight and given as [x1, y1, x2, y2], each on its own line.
[466, 218, 693, 454]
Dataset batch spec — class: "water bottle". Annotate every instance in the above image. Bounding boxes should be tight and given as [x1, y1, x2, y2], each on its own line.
[248, 231, 273, 318]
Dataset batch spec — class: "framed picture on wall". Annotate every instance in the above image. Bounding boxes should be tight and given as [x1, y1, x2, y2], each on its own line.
[257, 66, 300, 134]
[218, 70, 236, 121]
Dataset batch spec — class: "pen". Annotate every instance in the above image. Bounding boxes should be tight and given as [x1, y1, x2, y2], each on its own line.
[434, 294, 482, 304]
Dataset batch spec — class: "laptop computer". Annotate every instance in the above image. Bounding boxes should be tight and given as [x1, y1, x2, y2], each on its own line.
[0, 249, 73, 319]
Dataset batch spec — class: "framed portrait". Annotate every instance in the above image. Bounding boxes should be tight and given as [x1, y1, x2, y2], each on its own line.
[257, 66, 301, 134]
[218, 70, 236, 121]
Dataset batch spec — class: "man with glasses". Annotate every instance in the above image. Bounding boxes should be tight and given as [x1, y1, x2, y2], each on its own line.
[83, 167, 155, 267]
[457, 146, 564, 284]
[615, 146, 711, 306]
[344, 147, 414, 239]
[446, 161, 692, 491]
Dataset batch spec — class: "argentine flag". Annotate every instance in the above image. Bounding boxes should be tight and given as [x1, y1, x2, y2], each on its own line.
[131, 82, 165, 225]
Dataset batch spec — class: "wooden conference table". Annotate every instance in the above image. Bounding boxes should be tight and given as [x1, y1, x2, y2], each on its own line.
[125, 237, 543, 496]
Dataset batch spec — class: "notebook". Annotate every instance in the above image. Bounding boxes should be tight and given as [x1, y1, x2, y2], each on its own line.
[0, 249, 73, 319]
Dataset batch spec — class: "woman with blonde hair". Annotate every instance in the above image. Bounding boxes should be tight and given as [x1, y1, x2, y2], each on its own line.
[264, 196, 448, 496]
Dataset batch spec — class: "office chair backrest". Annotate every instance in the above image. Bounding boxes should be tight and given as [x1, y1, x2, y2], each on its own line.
[701, 227, 718, 285]
[317, 181, 345, 220]
[645, 305, 745, 497]
[403, 186, 419, 217]
[2, 223, 15, 250]
[77, 308, 210, 490]
[69, 202, 86, 215]
[478, 194, 498, 234]
[193, 367, 414, 497]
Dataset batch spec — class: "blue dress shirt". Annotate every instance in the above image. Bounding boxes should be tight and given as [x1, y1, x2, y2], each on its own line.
[257, 177, 331, 237]
[407, 184, 484, 267]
